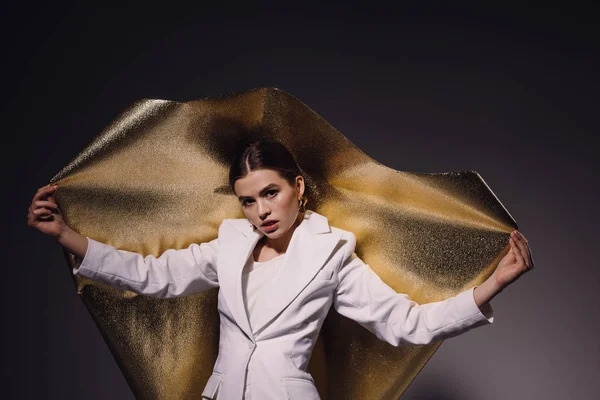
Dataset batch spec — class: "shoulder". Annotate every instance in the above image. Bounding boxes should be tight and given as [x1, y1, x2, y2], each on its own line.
[329, 225, 357, 257]
[330, 225, 356, 241]
[219, 218, 250, 231]
[216, 218, 253, 242]
[306, 209, 356, 245]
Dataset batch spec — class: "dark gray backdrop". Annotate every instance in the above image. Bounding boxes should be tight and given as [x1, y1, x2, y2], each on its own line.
[5, 3, 599, 400]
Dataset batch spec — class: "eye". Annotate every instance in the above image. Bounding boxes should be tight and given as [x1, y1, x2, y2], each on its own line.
[242, 199, 254, 207]
[266, 190, 278, 197]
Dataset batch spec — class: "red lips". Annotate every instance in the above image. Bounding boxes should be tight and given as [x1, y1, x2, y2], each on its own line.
[262, 219, 278, 226]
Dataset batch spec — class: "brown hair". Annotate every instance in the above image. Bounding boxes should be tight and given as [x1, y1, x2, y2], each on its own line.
[228, 138, 307, 199]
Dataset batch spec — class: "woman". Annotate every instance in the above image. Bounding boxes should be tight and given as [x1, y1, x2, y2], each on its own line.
[28, 139, 534, 399]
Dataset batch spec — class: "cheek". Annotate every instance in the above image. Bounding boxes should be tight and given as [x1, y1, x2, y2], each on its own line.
[242, 210, 256, 223]
[276, 194, 297, 212]
[278, 191, 297, 205]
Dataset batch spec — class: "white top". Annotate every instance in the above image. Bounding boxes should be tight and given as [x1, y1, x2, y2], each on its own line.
[241, 253, 285, 334]
[241, 253, 285, 399]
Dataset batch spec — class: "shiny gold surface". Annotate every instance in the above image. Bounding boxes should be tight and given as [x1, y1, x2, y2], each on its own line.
[51, 88, 516, 399]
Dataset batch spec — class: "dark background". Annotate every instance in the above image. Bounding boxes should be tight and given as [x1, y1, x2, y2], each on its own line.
[5, 3, 599, 399]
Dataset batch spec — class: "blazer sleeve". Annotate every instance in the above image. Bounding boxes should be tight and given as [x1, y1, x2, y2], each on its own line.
[71, 226, 222, 299]
[332, 231, 494, 346]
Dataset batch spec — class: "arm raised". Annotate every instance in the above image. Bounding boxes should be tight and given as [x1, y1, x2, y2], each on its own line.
[333, 232, 494, 346]
[71, 230, 221, 299]
[28, 183, 221, 298]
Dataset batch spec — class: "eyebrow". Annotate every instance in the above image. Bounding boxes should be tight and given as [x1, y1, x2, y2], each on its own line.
[238, 183, 280, 201]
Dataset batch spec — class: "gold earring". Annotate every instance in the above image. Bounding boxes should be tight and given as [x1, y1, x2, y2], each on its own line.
[298, 196, 308, 213]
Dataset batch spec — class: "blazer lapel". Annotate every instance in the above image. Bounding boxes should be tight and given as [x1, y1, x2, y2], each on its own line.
[219, 210, 342, 339]
[251, 210, 342, 335]
[218, 224, 263, 341]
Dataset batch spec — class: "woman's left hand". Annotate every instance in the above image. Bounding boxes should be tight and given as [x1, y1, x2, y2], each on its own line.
[494, 230, 535, 289]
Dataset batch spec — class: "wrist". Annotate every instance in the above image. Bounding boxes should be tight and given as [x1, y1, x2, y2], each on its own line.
[485, 273, 505, 297]
[56, 225, 73, 244]
[474, 275, 504, 307]
[490, 270, 508, 293]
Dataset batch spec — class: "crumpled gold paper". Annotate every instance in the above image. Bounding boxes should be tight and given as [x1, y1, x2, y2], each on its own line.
[50, 87, 516, 399]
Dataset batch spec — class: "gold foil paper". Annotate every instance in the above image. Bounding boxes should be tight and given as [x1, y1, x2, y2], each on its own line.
[50, 88, 516, 399]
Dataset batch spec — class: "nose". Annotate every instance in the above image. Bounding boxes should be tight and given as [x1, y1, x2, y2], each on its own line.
[257, 199, 271, 219]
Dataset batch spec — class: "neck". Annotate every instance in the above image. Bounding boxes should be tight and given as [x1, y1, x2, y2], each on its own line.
[262, 211, 304, 253]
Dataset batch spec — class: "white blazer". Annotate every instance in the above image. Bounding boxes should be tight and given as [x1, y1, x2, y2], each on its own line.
[73, 209, 494, 400]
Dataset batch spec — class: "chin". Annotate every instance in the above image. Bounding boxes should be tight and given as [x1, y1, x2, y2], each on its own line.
[263, 226, 288, 238]
[263, 230, 283, 238]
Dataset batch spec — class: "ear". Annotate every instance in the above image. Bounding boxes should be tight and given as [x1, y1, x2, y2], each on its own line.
[296, 175, 305, 198]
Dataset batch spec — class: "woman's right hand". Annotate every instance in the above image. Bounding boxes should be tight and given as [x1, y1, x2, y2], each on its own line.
[27, 183, 68, 240]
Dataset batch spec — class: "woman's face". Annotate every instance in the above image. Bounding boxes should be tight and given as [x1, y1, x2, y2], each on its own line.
[234, 169, 304, 239]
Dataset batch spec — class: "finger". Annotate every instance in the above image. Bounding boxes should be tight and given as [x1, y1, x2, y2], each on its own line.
[33, 200, 59, 210]
[516, 232, 534, 268]
[35, 183, 54, 195]
[507, 239, 518, 258]
[38, 212, 54, 221]
[511, 232, 529, 266]
[27, 208, 44, 225]
[32, 208, 53, 219]
[516, 231, 528, 245]
[48, 185, 59, 202]
[515, 231, 531, 251]
[509, 237, 526, 268]
[516, 231, 531, 250]
[33, 184, 58, 202]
